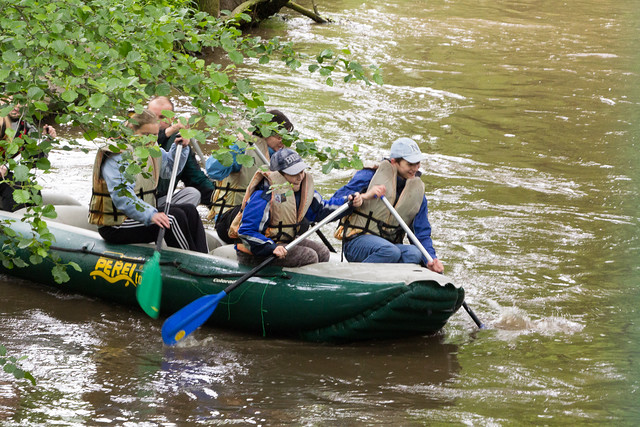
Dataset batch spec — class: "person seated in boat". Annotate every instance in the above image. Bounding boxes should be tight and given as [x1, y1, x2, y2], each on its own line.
[147, 96, 214, 209]
[88, 110, 208, 253]
[0, 96, 57, 212]
[229, 148, 363, 268]
[332, 137, 444, 273]
[205, 109, 293, 244]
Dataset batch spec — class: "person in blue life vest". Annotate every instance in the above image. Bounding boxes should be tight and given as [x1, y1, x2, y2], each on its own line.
[228, 148, 364, 268]
[205, 109, 293, 244]
[332, 137, 444, 273]
[88, 110, 208, 253]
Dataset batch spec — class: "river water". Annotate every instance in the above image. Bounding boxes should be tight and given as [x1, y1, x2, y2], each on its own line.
[1, 0, 638, 424]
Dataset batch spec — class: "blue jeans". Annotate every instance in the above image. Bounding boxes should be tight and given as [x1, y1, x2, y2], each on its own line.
[344, 234, 423, 264]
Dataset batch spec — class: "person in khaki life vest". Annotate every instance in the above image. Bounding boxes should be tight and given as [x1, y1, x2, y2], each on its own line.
[0, 96, 57, 211]
[205, 109, 293, 244]
[88, 110, 208, 253]
[332, 137, 445, 273]
[229, 148, 364, 268]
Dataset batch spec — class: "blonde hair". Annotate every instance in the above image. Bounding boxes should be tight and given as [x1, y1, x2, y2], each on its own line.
[127, 110, 157, 131]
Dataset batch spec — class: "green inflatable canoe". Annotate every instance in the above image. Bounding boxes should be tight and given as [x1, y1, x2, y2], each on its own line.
[0, 198, 464, 343]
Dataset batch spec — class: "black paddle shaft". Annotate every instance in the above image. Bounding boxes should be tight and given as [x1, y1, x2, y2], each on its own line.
[223, 201, 352, 295]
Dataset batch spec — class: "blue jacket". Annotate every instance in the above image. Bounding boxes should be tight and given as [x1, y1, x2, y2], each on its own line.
[332, 168, 438, 261]
[237, 179, 349, 257]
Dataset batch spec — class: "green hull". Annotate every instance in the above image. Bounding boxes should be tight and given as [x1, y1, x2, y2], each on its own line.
[0, 210, 464, 342]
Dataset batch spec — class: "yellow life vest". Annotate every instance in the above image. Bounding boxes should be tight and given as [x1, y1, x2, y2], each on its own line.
[207, 137, 270, 220]
[88, 146, 161, 226]
[335, 160, 425, 243]
[230, 170, 314, 254]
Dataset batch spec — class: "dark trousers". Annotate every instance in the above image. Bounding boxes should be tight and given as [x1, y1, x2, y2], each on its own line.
[0, 179, 37, 212]
[98, 203, 208, 253]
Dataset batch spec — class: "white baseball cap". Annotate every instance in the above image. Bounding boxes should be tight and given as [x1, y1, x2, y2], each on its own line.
[389, 137, 428, 163]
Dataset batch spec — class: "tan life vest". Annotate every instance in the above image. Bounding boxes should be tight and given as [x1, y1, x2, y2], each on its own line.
[335, 160, 425, 243]
[207, 137, 270, 221]
[229, 170, 315, 254]
[88, 146, 161, 226]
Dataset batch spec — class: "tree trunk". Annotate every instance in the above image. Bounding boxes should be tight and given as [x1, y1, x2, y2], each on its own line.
[198, 0, 220, 17]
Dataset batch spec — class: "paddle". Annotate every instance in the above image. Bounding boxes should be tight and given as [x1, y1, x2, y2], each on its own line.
[189, 137, 206, 169]
[380, 195, 485, 329]
[136, 143, 183, 319]
[161, 199, 353, 345]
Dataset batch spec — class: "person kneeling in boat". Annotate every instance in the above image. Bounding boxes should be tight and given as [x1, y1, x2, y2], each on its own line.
[229, 148, 362, 267]
[206, 109, 294, 244]
[332, 137, 444, 273]
[88, 110, 208, 253]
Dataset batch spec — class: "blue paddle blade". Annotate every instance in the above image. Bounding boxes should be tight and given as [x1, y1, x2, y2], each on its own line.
[137, 251, 162, 319]
[161, 291, 227, 346]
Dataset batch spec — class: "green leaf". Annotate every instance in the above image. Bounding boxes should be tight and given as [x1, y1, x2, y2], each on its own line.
[236, 154, 255, 167]
[211, 72, 229, 86]
[119, 41, 133, 57]
[2, 51, 19, 63]
[34, 101, 49, 111]
[88, 93, 108, 109]
[228, 50, 243, 64]
[322, 160, 335, 174]
[13, 190, 31, 204]
[179, 128, 197, 139]
[69, 261, 82, 272]
[51, 39, 67, 53]
[27, 87, 45, 100]
[134, 146, 150, 159]
[156, 82, 171, 96]
[24, 372, 36, 386]
[61, 90, 78, 102]
[373, 71, 384, 85]
[52, 265, 70, 284]
[12, 164, 30, 182]
[236, 79, 251, 94]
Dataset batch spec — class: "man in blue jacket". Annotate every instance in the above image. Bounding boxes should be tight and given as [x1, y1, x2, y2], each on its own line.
[332, 137, 444, 273]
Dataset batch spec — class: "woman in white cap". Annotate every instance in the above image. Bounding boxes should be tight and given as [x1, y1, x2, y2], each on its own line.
[332, 137, 444, 273]
[229, 148, 362, 267]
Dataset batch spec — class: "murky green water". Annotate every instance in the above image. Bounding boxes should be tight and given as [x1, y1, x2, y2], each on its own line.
[1, 0, 639, 424]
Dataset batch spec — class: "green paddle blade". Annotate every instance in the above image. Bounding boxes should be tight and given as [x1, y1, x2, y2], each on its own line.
[137, 251, 162, 319]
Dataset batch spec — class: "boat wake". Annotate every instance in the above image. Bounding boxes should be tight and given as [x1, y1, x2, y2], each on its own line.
[492, 305, 583, 336]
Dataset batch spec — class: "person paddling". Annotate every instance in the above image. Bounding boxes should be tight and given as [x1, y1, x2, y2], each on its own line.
[332, 137, 444, 273]
[229, 148, 362, 267]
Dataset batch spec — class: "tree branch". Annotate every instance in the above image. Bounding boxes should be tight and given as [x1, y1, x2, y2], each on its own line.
[285, 1, 331, 23]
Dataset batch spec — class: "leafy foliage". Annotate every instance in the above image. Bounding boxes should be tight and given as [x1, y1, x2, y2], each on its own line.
[0, 344, 36, 385]
[0, 0, 382, 281]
